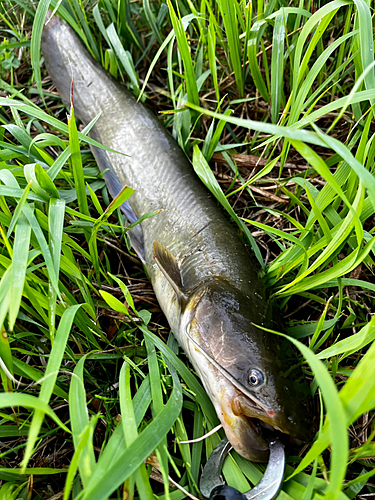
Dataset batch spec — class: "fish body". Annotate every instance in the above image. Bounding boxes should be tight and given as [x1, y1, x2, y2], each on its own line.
[41, 15, 313, 461]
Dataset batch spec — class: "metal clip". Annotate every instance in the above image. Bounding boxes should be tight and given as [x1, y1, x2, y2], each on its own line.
[200, 434, 285, 500]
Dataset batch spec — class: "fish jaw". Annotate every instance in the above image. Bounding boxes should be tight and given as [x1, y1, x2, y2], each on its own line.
[195, 354, 270, 462]
[214, 384, 270, 462]
[178, 310, 268, 462]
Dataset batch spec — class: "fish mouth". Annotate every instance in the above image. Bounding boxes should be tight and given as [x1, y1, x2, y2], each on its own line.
[184, 326, 310, 451]
[232, 393, 280, 429]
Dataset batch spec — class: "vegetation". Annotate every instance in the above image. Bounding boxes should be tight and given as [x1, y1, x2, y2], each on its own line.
[0, 0, 374, 499]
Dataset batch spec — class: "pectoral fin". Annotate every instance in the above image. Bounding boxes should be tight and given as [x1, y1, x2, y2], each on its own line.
[153, 241, 187, 301]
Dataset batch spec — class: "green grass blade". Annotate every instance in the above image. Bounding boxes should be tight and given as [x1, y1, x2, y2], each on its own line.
[270, 13, 286, 123]
[352, 0, 375, 106]
[247, 20, 269, 102]
[81, 368, 182, 500]
[278, 332, 348, 499]
[64, 425, 93, 500]
[317, 316, 375, 359]
[217, 0, 243, 96]
[8, 212, 31, 331]
[22, 304, 82, 469]
[69, 356, 96, 487]
[291, 337, 375, 479]
[30, 0, 51, 102]
[208, 14, 219, 103]
[0, 393, 70, 432]
[106, 24, 140, 94]
[48, 198, 65, 338]
[68, 105, 89, 218]
[167, 1, 199, 110]
[119, 362, 153, 500]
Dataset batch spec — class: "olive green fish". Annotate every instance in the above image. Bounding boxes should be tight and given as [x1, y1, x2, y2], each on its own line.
[41, 13, 314, 461]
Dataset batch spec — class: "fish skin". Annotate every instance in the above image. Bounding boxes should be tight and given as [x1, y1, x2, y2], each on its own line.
[41, 13, 314, 462]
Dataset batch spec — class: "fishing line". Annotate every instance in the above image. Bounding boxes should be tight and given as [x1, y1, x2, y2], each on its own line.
[179, 423, 223, 444]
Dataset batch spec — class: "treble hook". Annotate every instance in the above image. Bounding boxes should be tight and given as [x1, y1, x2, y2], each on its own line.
[200, 433, 285, 500]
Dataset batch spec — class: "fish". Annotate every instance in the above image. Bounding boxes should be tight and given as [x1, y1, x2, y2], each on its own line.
[41, 13, 314, 462]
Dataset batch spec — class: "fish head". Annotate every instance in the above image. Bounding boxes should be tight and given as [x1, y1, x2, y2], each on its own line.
[184, 279, 314, 460]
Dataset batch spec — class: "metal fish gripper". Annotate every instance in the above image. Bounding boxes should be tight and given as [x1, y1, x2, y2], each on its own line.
[200, 433, 285, 500]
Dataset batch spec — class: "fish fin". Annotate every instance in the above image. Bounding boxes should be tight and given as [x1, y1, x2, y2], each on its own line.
[153, 241, 187, 300]
[90, 142, 145, 261]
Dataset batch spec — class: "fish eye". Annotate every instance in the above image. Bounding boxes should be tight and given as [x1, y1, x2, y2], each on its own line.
[249, 369, 264, 387]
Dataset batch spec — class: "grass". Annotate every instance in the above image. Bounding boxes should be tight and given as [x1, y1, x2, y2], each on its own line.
[0, 0, 374, 499]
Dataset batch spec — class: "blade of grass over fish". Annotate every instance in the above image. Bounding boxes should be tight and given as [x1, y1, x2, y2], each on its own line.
[69, 356, 96, 487]
[242, 219, 308, 256]
[68, 105, 89, 218]
[139, 326, 217, 427]
[80, 368, 182, 500]
[22, 305, 82, 470]
[70, 0, 100, 61]
[119, 362, 153, 500]
[49, 0, 83, 35]
[30, 0, 52, 103]
[193, 146, 263, 266]
[8, 212, 31, 331]
[139, 25, 176, 101]
[48, 115, 101, 181]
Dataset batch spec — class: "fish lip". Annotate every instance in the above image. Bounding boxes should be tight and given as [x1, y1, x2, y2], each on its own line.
[232, 392, 270, 420]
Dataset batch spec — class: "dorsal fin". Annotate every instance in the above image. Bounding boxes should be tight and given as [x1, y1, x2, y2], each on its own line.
[153, 241, 187, 300]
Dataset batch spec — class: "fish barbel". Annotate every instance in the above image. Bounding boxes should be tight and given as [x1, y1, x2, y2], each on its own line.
[41, 13, 314, 461]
